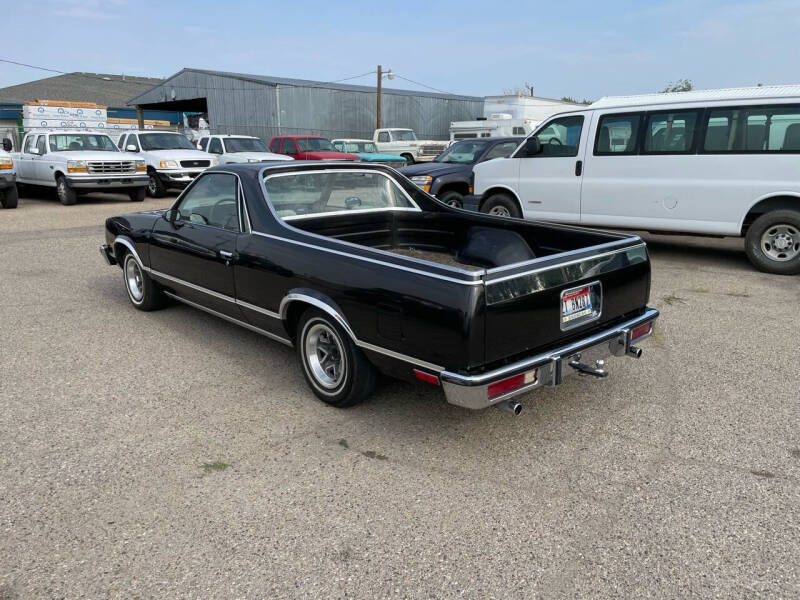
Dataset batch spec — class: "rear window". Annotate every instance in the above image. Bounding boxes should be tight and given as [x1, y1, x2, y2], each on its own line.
[703, 104, 800, 152]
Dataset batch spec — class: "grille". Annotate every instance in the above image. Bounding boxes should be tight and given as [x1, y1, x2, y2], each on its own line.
[180, 159, 211, 168]
[87, 161, 136, 174]
[420, 144, 446, 156]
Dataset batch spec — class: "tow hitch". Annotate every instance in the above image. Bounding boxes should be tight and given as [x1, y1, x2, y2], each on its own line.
[568, 357, 609, 378]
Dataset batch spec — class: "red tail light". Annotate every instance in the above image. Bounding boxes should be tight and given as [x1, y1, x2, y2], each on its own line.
[487, 369, 537, 400]
[631, 323, 653, 341]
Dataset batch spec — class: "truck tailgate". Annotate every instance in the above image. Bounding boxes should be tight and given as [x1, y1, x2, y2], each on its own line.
[481, 240, 651, 365]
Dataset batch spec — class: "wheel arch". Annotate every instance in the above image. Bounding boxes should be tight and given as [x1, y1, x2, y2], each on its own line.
[480, 185, 523, 213]
[436, 180, 471, 197]
[741, 193, 800, 234]
[279, 289, 357, 343]
[53, 169, 66, 182]
[112, 236, 146, 271]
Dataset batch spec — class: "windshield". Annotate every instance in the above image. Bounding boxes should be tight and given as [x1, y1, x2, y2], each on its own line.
[224, 137, 270, 153]
[343, 142, 379, 153]
[391, 130, 417, 141]
[435, 140, 489, 164]
[139, 133, 196, 151]
[49, 134, 118, 152]
[296, 137, 336, 152]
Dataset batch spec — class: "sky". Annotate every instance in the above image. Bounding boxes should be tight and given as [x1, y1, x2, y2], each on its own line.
[2, 0, 799, 101]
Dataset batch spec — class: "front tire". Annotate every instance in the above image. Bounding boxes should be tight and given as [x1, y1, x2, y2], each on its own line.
[129, 187, 146, 202]
[0, 185, 18, 208]
[745, 210, 800, 275]
[56, 176, 77, 206]
[480, 193, 522, 218]
[402, 153, 415, 165]
[296, 308, 376, 407]
[438, 190, 464, 209]
[147, 171, 167, 198]
[121, 252, 166, 311]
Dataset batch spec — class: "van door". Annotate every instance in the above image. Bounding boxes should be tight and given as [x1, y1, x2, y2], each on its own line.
[515, 113, 587, 223]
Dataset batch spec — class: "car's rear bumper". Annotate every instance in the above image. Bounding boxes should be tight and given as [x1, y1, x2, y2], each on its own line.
[67, 175, 148, 189]
[440, 308, 659, 409]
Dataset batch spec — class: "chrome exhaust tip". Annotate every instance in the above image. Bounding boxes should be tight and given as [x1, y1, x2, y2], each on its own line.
[627, 345, 643, 359]
[496, 399, 523, 416]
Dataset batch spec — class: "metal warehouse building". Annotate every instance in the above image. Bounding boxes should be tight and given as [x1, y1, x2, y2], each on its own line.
[128, 68, 484, 141]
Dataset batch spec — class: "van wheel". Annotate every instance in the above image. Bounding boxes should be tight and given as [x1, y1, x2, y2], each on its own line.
[147, 171, 167, 198]
[481, 193, 521, 218]
[745, 210, 800, 275]
[1, 185, 18, 208]
[296, 308, 376, 407]
[56, 176, 77, 205]
[402, 154, 415, 165]
[439, 191, 464, 208]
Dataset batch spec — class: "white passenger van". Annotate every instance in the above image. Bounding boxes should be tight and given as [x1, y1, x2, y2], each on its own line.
[470, 85, 800, 274]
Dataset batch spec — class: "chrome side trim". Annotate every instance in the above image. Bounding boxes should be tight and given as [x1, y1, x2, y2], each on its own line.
[163, 292, 293, 346]
[252, 231, 484, 285]
[238, 298, 281, 319]
[279, 292, 445, 372]
[149, 269, 237, 304]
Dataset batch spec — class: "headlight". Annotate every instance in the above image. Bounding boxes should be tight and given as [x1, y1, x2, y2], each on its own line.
[416, 148, 423, 156]
[159, 160, 178, 169]
[0, 157, 12, 170]
[410, 175, 433, 193]
[247, 158, 261, 163]
[135, 160, 146, 172]
[209, 158, 219, 167]
[67, 160, 87, 173]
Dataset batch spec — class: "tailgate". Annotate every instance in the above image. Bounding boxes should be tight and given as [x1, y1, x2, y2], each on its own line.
[481, 240, 651, 365]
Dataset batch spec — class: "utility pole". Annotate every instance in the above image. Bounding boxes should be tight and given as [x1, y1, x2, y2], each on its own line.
[376, 64, 382, 130]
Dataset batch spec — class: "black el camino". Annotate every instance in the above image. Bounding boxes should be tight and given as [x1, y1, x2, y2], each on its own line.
[100, 161, 658, 414]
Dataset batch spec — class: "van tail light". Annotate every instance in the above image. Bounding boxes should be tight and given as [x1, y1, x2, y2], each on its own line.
[487, 369, 537, 400]
[631, 322, 653, 341]
[413, 369, 440, 386]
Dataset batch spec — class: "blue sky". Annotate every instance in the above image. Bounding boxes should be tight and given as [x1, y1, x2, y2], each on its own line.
[2, 0, 799, 100]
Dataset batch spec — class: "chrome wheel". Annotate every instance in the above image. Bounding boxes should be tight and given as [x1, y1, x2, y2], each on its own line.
[489, 205, 511, 217]
[147, 175, 158, 195]
[125, 256, 144, 303]
[761, 224, 800, 262]
[304, 322, 346, 391]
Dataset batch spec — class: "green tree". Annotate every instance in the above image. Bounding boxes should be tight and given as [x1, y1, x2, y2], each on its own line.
[560, 96, 593, 105]
[661, 79, 693, 93]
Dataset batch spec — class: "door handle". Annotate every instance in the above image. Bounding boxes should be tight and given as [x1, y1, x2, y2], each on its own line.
[219, 250, 236, 266]
[575, 160, 583, 176]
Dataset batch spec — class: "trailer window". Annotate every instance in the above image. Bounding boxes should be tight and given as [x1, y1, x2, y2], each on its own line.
[594, 114, 642, 155]
[643, 110, 699, 154]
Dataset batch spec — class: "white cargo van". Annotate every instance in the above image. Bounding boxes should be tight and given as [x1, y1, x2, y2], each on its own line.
[470, 85, 800, 274]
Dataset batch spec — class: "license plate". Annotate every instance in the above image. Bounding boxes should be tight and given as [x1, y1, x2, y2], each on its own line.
[560, 281, 602, 330]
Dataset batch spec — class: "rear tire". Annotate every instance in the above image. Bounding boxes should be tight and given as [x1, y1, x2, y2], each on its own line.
[129, 187, 146, 202]
[56, 176, 77, 206]
[147, 171, 167, 198]
[296, 308, 376, 407]
[121, 251, 166, 311]
[480, 193, 522, 218]
[438, 190, 464, 209]
[402, 153, 415, 165]
[744, 209, 800, 275]
[0, 185, 18, 208]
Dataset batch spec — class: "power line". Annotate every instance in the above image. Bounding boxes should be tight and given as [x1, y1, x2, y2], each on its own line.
[392, 74, 456, 96]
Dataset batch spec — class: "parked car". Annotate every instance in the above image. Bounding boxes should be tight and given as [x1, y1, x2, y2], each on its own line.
[100, 161, 658, 413]
[399, 137, 522, 208]
[268, 136, 360, 161]
[468, 85, 800, 275]
[116, 131, 218, 197]
[13, 131, 147, 205]
[331, 139, 406, 168]
[197, 134, 293, 164]
[373, 128, 447, 164]
[0, 137, 17, 208]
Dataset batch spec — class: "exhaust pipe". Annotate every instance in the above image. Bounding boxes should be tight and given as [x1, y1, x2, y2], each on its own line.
[627, 345, 643, 359]
[496, 399, 523, 416]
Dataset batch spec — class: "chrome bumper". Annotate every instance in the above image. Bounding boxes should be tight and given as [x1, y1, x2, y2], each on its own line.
[66, 174, 148, 189]
[440, 308, 659, 410]
[99, 243, 116, 266]
[158, 169, 205, 185]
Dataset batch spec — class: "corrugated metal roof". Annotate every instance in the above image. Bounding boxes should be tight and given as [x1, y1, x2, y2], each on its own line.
[128, 68, 481, 105]
[590, 84, 800, 109]
[0, 72, 164, 107]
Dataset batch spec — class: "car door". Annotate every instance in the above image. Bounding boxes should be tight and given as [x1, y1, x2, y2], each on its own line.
[34, 135, 52, 181]
[515, 113, 588, 223]
[149, 172, 242, 318]
[279, 138, 298, 159]
[17, 135, 38, 180]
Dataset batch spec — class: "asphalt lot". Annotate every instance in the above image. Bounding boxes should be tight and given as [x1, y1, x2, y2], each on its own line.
[1, 191, 798, 599]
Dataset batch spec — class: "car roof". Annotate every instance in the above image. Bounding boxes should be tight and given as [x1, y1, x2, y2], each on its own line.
[453, 136, 523, 143]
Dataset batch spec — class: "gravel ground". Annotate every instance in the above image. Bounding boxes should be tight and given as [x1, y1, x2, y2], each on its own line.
[1, 192, 798, 599]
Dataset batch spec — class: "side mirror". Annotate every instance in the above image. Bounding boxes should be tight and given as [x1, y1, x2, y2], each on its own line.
[126, 144, 138, 152]
[165, 208, 182, 226]
[520, 137, 541, 157]
[1, 138, 11, 152]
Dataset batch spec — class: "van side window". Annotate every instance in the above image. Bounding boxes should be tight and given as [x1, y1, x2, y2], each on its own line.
[703, 104, 800, 153]
[643, 110, 699, 154]
[594, 114, 642, 155]
[533, 115, 584, 157]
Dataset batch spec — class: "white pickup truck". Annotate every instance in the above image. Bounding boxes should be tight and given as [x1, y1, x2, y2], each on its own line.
[13, 131, 148, 205]
[116, 130, 218, 197]
[197, 134, 292, 164]
[0, 137, 17, 208]
[372, 128, 447, 164]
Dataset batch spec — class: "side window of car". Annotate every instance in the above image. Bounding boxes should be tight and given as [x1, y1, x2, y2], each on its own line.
[117, 134, 127, 150]
[208, 138, 223, 154]
[378, 132, 390, 143]
[595, 113, 642, 155]
[483, 141, 520, 161]
[269, 139, 279, 152]
[643, 110, 699, 154]
[198, 137, 208, 151]
[36, 136, 47, 154]
[333, 142, 344, 151]
[24, 135, 37, 154]
[125, 135, 140, 152]
[280, 139, 297, 155]
[176, 173, 239, 232]
[531, 115, 584, 157]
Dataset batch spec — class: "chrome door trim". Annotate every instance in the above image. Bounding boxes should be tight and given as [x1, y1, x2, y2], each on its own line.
[238, 298, 281, 319]
[149, 269, 237, 304]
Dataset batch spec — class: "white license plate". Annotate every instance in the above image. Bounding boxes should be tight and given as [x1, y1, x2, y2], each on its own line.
[561, 286, 593, 324]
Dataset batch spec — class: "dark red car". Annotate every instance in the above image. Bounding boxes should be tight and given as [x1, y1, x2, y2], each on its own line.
[268, 136, 360, 161]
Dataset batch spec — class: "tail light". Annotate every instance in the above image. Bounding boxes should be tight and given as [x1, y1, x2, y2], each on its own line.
[413, 369, 440, 386]
[487, 369, 537, 400]
[631, 322, 653, 341]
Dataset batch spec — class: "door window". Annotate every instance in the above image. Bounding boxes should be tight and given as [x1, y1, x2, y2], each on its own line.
[124, 135, 140, 151]
[24, 135, 38, 153]
[532, 115, 584, 157]
[280, 139, 297, 155]
[378, 132, 390, 143]
[483, 141, 521, 161]
[117, 134, 127, 150]
[36, 136, 47, 154]
[198, 137, 209, 151]
[208, 138, 223, 154]
[269, 139, 279, 152]
[175, 173, 240, 231]
[595, 114, 642, 155]
[643, 110, 699, 154]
